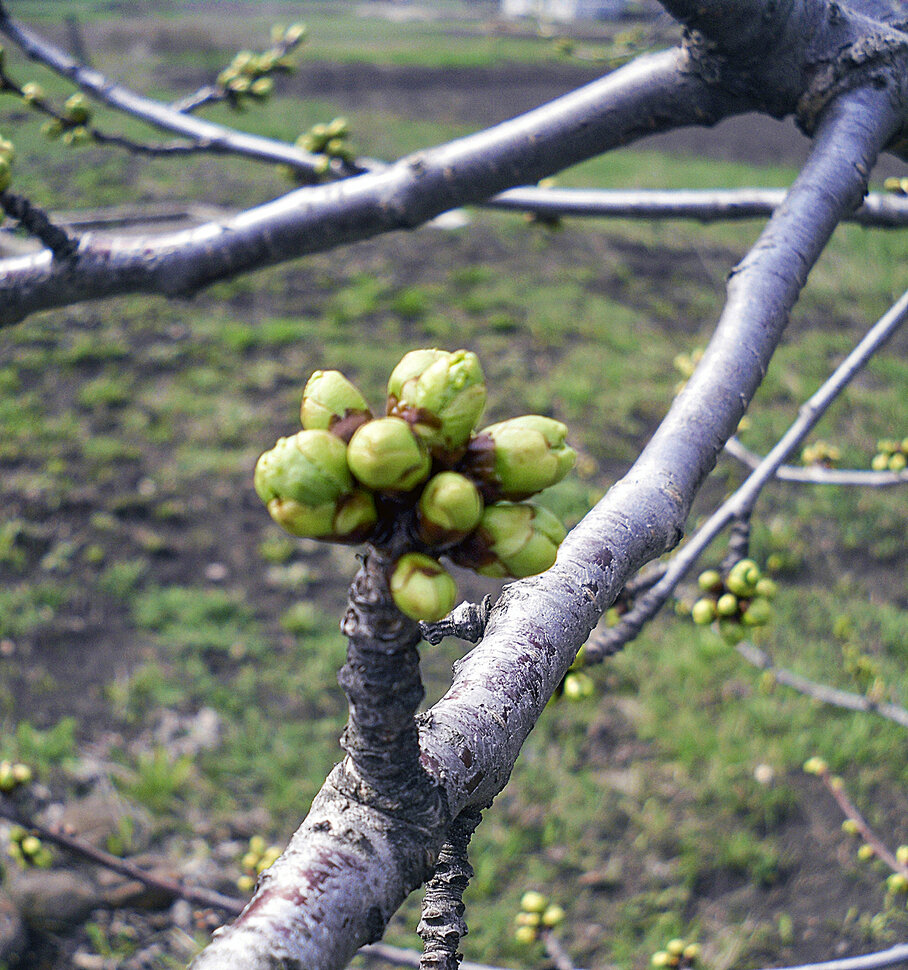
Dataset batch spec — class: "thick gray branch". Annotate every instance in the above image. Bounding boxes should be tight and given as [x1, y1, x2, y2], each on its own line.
[189, 85, 899, 970]
[0, 49, 743, 327]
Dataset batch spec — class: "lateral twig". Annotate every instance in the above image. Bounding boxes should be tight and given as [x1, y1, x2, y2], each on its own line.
[736, 642, 908, 730]
[0, 189, 80, 259]
[588, 289, 908, 660]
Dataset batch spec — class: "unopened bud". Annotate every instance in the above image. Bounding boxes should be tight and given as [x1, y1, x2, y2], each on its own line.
[697, 569, 722, 593]
[742, 597, 772, 627]
[471, 415, 575, 499]
[418, 472, 483, 545]
[726, 559, 761, 596]
[387, 348, 486, 452]
[389, 553, 457, 622]
[255, 430, 353, 506]
[300, 369, 372, 439]
[456, 502, 566, 578]
[21, 82, 44, 104]
[691, 598, 717, 626]
[0, 156, 11, 192]
[716, 593, 739, 617]
[520, 891, 548, 913]
[562, 671, 595, 700]
[64, 93, 91, 123]
[347, 416, 430, 492]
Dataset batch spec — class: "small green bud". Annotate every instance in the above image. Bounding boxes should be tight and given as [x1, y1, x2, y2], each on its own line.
[666, 940, 686, 957]
[683, 944, 701, 962]
[754, 577, 777, 598]
[389, 553, 457, 622]
[387, 348, 486, 452]
[250, 77, 274, 98]
[42, 119, 64, 140]
[803, 756, 828, 775]
[241, 851, 260, 871]
[515, 911, 541, 927]
[841, 819, 860, 836]
[473, 415, 575, 499]
[64, 93, 91, 123]
[300, 369, 372, 439]
[20, 835, 42, 857]
[726, 558, 760, 596]
[284, 23, 307, 45]
[876, 438, 898, 455]
[718, 618, 744, 644]
[0, 156, 11, 192]
[716, 592, 739, 617]
[886, 873, 908, 894]
[347, 416, 431, 492]
[255, 430, 353, 506]
[871, 452, 890, 471]
[651, 952, 673, 968]
[237, 874, 256, 893]
[888, 452, 907, 472]
[562, 671, 595, 700]
[228, 76, 251, 94]
[697, 569, 722, 593]
[857, 843, 875, 861]
[742, 596, 772, 627]
[514, 925, 538, 945]
[326, 117, 349, 139]
[896, 845, 908, 866]
[458, 502, 566, 578]
[418, 472, 483, 545]
[63, 125, 91, 146]
[691, 598, 717, 625]
[0, 760, 14, 791]
[541, 904, 566, 927]
[520, 891, 548, 913]
[217, 68, 238, 88]
[10, 762, 31, 785]
[21, 82, 45, 104]
[249, 835, 267, 855]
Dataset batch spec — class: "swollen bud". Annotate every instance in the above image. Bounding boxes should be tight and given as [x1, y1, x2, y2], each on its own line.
[741, 597, 772, 627]
[473, 415, 575, 499]
[387, 348, 486, 452]
[389, 553, 457, 622]
[697, 569, 723, 593]
[347, 416, 431, 492]
[418, 471, 484, 545]
[726, 559, 761, 596]
[691, 598, 717, 626]
[0, 156, 10, 193]
[457, 501, 566, 578]
[300, 369, 372, 439]
[64, 92, 91, 123]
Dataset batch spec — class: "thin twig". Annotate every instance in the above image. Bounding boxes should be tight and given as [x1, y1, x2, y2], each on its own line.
[0, 798, 244, 914]
[0, 189, 80, 259]
[543, 931, 578, 970]
[736, 642, 908, 730]
[811, 766, 908, 877]
[588, 288, 908, 660]
[724, 437, 908, 486]
[487, 187, 908, 229]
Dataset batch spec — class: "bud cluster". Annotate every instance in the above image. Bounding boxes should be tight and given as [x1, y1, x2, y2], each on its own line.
[216, 24, 305, 106]
[651, 939, 700, 968]
[0, 134, 13, 192]
[236, 834, 282, 893]
[690, 560, 776, 644]
[255, 349, 575, 621]
[801, 440, 841, 467]
[513, 890, 565, 945]
[0, 759, 32, 793]
[6, 825, 52, 869]
[883, 176, 908, 194]
[870, 437, 908, 472]
[296, 117, 355, 173]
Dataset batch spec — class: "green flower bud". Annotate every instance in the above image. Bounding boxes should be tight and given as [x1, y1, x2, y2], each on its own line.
[20, 835, 42, 858]
[228, 76, 251, 94]
[754, 577, 777, 599]
[562, 671, 595, 700]
[418, 472, 483, 545]
[255, 430, 353, 506]
[347, 416, 430, 492]
[542, 904, 566, 927]
[217, 68, 238, 88]
[886, 873, 908, 894]
[742, 597, 772, 627]
[326, 117, 349, 139]
[889, 452, 907, 472]
[300, 369, 372, 440]
[718, 618, 744, 644]
[472, 415, 575, 499]
[0, 156, 11, 193]
[457, 502, 566, 578]
[21, 82, 45, 105]
[389, 553, 457, 622]
[520, 891, 548, 914]
[871, 452, 890, 471]
[726, 559, 760, 596]
[388, 348, 486, 452]
[250, 77, 274, 98]
[284, 22, 308, 45]
[697, 569, 722, 593]
[691, 598, 717, 625]
[896, 845, 908, 866]
[0, 760, 14, 792]
[716, 592, 739, 616]
[514, 925, 538, 945]
[667, 940, 686, 957]
[64, 93, 91, 123]
[63, 125, 91, 147]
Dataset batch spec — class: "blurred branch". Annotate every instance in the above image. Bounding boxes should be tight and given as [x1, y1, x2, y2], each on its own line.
[488, 187, 908, 228]
[724, 437, 908, 486]
[737, 642, 908, 730]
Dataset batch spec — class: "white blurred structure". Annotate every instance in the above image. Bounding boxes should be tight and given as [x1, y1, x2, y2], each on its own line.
[500, 0, 631, 21]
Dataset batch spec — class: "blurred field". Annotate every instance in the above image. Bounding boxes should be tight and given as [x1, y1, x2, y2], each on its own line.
[0, 3, 906, 969]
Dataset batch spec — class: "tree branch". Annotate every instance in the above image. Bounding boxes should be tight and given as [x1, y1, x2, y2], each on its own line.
[0, 48, 745, 328]
[487, 187, 908, 228]
[724, 436, 908, 486]
[188, 85, 900, 970]
[590, 286, 908, 658]
[737, 642, 908, 729]
[0, 5, 327, 180]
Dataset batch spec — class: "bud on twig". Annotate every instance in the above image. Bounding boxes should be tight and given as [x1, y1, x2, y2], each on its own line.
[454, 501, 566, 578]
[417, 472, 483, 545]
[347, 416, 431, 492]
[300, 369, 372, 440]
[389, 552, 457, 621]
